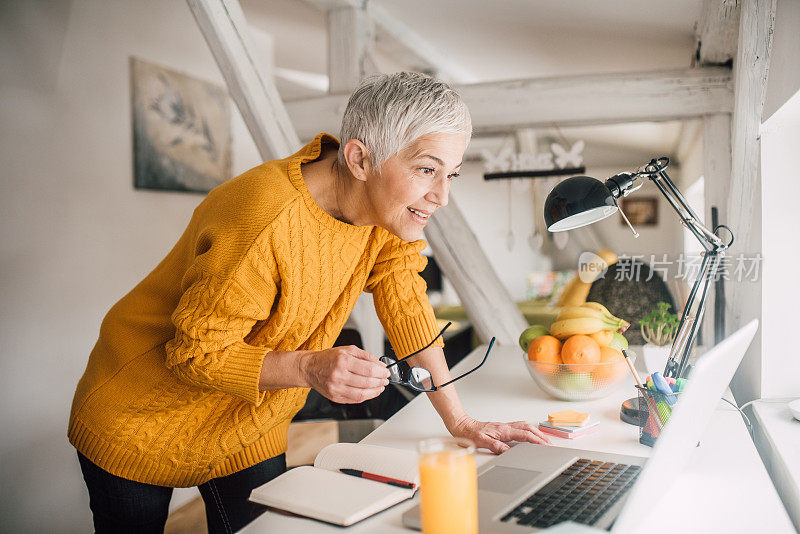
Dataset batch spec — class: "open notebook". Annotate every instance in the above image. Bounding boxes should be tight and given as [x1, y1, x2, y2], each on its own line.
[249, 443, 419, 526]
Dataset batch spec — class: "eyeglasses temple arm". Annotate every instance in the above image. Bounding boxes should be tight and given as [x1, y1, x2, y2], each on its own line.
[383, 359, 401, 369]
[434, 337, 495, 390]
[383, 322, 452, 369]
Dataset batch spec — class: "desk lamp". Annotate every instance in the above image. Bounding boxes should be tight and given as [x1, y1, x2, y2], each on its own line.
[543, 157, 733, 379]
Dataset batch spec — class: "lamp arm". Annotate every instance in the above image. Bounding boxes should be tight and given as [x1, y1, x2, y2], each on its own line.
[649, 170, 728, 378]
[610, 158, 732, 378]
[664, 252, 721, 378]
[642, 164, 729, 378]
[606, 160, 727, 252]
[650, 168, 725, 251]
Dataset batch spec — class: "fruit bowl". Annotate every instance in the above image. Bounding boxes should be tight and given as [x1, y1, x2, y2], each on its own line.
[522, 351, 636, 401]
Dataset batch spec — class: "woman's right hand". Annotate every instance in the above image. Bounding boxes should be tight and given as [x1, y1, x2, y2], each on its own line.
[300, 346, 390, 403]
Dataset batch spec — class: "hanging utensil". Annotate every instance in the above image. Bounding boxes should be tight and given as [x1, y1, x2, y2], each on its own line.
[506, 181, 515, 251]
[554, 230, 569, 250]
[528, 180, 543, 251]
[548, 175, 570, 249]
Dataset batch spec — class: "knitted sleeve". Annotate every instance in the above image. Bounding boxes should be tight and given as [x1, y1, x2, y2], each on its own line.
[164, 231, 278, 407]
[365, 234, 444, 358]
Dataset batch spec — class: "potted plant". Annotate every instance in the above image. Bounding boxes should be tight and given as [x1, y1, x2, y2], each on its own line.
[639, 302, 680, 375]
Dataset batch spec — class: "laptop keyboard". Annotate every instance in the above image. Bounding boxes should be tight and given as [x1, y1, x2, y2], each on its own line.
[500, 458, 642, 529]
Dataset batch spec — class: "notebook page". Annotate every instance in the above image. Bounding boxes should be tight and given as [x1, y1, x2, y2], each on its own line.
[314, 443, 420, 485]
[249, 466, 413, 526]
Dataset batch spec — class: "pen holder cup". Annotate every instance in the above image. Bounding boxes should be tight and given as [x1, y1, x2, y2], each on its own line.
[635, 385, 680, 448]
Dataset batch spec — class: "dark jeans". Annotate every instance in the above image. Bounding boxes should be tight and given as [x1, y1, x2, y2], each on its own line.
[77, 450, 285, 534]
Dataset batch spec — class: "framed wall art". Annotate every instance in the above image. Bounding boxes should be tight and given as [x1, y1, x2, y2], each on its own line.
[131, 57, 231, 193]
[620, 196, 659, 226]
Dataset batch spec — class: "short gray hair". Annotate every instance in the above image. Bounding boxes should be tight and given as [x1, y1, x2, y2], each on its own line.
[338, 72, 472, 172]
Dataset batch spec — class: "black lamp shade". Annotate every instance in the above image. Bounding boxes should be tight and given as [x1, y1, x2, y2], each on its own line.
[544, 176, 618, 232]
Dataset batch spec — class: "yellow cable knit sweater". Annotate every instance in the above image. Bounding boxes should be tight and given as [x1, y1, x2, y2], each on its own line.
[68, 133, 443, 487]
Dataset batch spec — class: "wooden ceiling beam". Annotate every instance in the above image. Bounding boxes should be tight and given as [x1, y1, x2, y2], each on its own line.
[285, 67, 734, 140]
[325, 2, 377, 93]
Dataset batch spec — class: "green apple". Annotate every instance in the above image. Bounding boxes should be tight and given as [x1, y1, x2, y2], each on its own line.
[608, 332, 629, 351]
[557, 372, 593, 393]
[519, 325, 549, 352]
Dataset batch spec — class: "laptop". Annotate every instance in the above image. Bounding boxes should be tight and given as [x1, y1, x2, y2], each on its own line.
[402, 320, 759, 533]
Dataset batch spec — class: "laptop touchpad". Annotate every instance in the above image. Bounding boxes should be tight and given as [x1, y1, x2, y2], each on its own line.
[478, 466, 541, 494]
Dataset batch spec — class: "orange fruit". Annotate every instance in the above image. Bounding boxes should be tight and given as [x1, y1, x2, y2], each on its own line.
[561, 335, 601, 372]
[589, 330, 614, 346]
[592, 346, 625, 381]
[528, 335, 563, 374]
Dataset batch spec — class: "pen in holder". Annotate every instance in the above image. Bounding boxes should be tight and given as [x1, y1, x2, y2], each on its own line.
[635, 385, 679, 447]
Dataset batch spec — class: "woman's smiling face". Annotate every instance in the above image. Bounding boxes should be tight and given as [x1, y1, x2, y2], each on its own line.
[365, 132, 466, 242]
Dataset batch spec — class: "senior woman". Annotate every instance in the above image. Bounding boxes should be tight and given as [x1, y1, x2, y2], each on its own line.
[68, 72, 550, 533]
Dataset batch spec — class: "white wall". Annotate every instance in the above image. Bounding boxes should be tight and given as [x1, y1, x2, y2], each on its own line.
[760, 89, 800, 398]
[588, 171, 684, 261]
[443, 162, 549, 302]
[437, 157, 685, 307]
[0, 1, 270, 530]
[550, 163, 684, 274]
[759, 0, 800, 399]
[763, 0, 800, 122]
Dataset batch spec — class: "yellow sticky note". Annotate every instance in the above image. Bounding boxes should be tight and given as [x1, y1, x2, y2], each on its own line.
[548, 409, 590, 426]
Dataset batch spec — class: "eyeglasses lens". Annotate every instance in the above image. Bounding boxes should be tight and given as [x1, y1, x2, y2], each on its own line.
[380, 356, 404, 382]
[409, 367, 434, 391]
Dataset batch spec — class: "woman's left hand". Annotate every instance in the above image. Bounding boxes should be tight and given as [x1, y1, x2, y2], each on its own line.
[449, 415, 552, 454]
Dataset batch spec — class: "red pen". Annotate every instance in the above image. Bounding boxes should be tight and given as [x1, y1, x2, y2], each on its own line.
[339, 468, 416, 489]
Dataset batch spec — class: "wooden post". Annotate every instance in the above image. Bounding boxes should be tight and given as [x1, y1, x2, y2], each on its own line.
[701, 112, 732, 348]
[726, 0, 776, 321]
[304, 0, 475, 83]
[326, 3, 375, 93]
[702, 114, 732, 242]
[694, 0, 741, 67]
[187, 0, 301, 159]
[725, 0, 776, 401]
[691, 0, 739, 349]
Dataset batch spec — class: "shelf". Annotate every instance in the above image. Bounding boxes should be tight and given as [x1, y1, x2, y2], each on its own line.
[751, 398, 800, 532]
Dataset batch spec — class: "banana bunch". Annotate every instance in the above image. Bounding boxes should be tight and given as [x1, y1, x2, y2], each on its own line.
[550, 302, 630, 340]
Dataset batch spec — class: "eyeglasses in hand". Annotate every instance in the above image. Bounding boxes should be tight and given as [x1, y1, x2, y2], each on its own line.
[379, 322, 496, 392]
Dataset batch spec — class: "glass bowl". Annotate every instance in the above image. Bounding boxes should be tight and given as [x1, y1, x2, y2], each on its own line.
[522, 350, 636, 401]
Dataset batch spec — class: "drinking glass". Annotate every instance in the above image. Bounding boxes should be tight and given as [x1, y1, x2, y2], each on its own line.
[417, 437, 478, 534]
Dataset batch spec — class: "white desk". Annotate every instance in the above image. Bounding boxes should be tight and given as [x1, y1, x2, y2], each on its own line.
[242, 345, 794, 533]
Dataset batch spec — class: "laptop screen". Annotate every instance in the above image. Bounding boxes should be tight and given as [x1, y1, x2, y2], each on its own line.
[611, 320, 758, 532]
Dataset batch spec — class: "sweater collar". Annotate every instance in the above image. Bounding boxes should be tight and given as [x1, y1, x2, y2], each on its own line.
[287, 133, 373, 237]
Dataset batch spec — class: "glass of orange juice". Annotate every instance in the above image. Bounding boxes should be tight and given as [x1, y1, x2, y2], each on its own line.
[417, 437, 478, 534]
